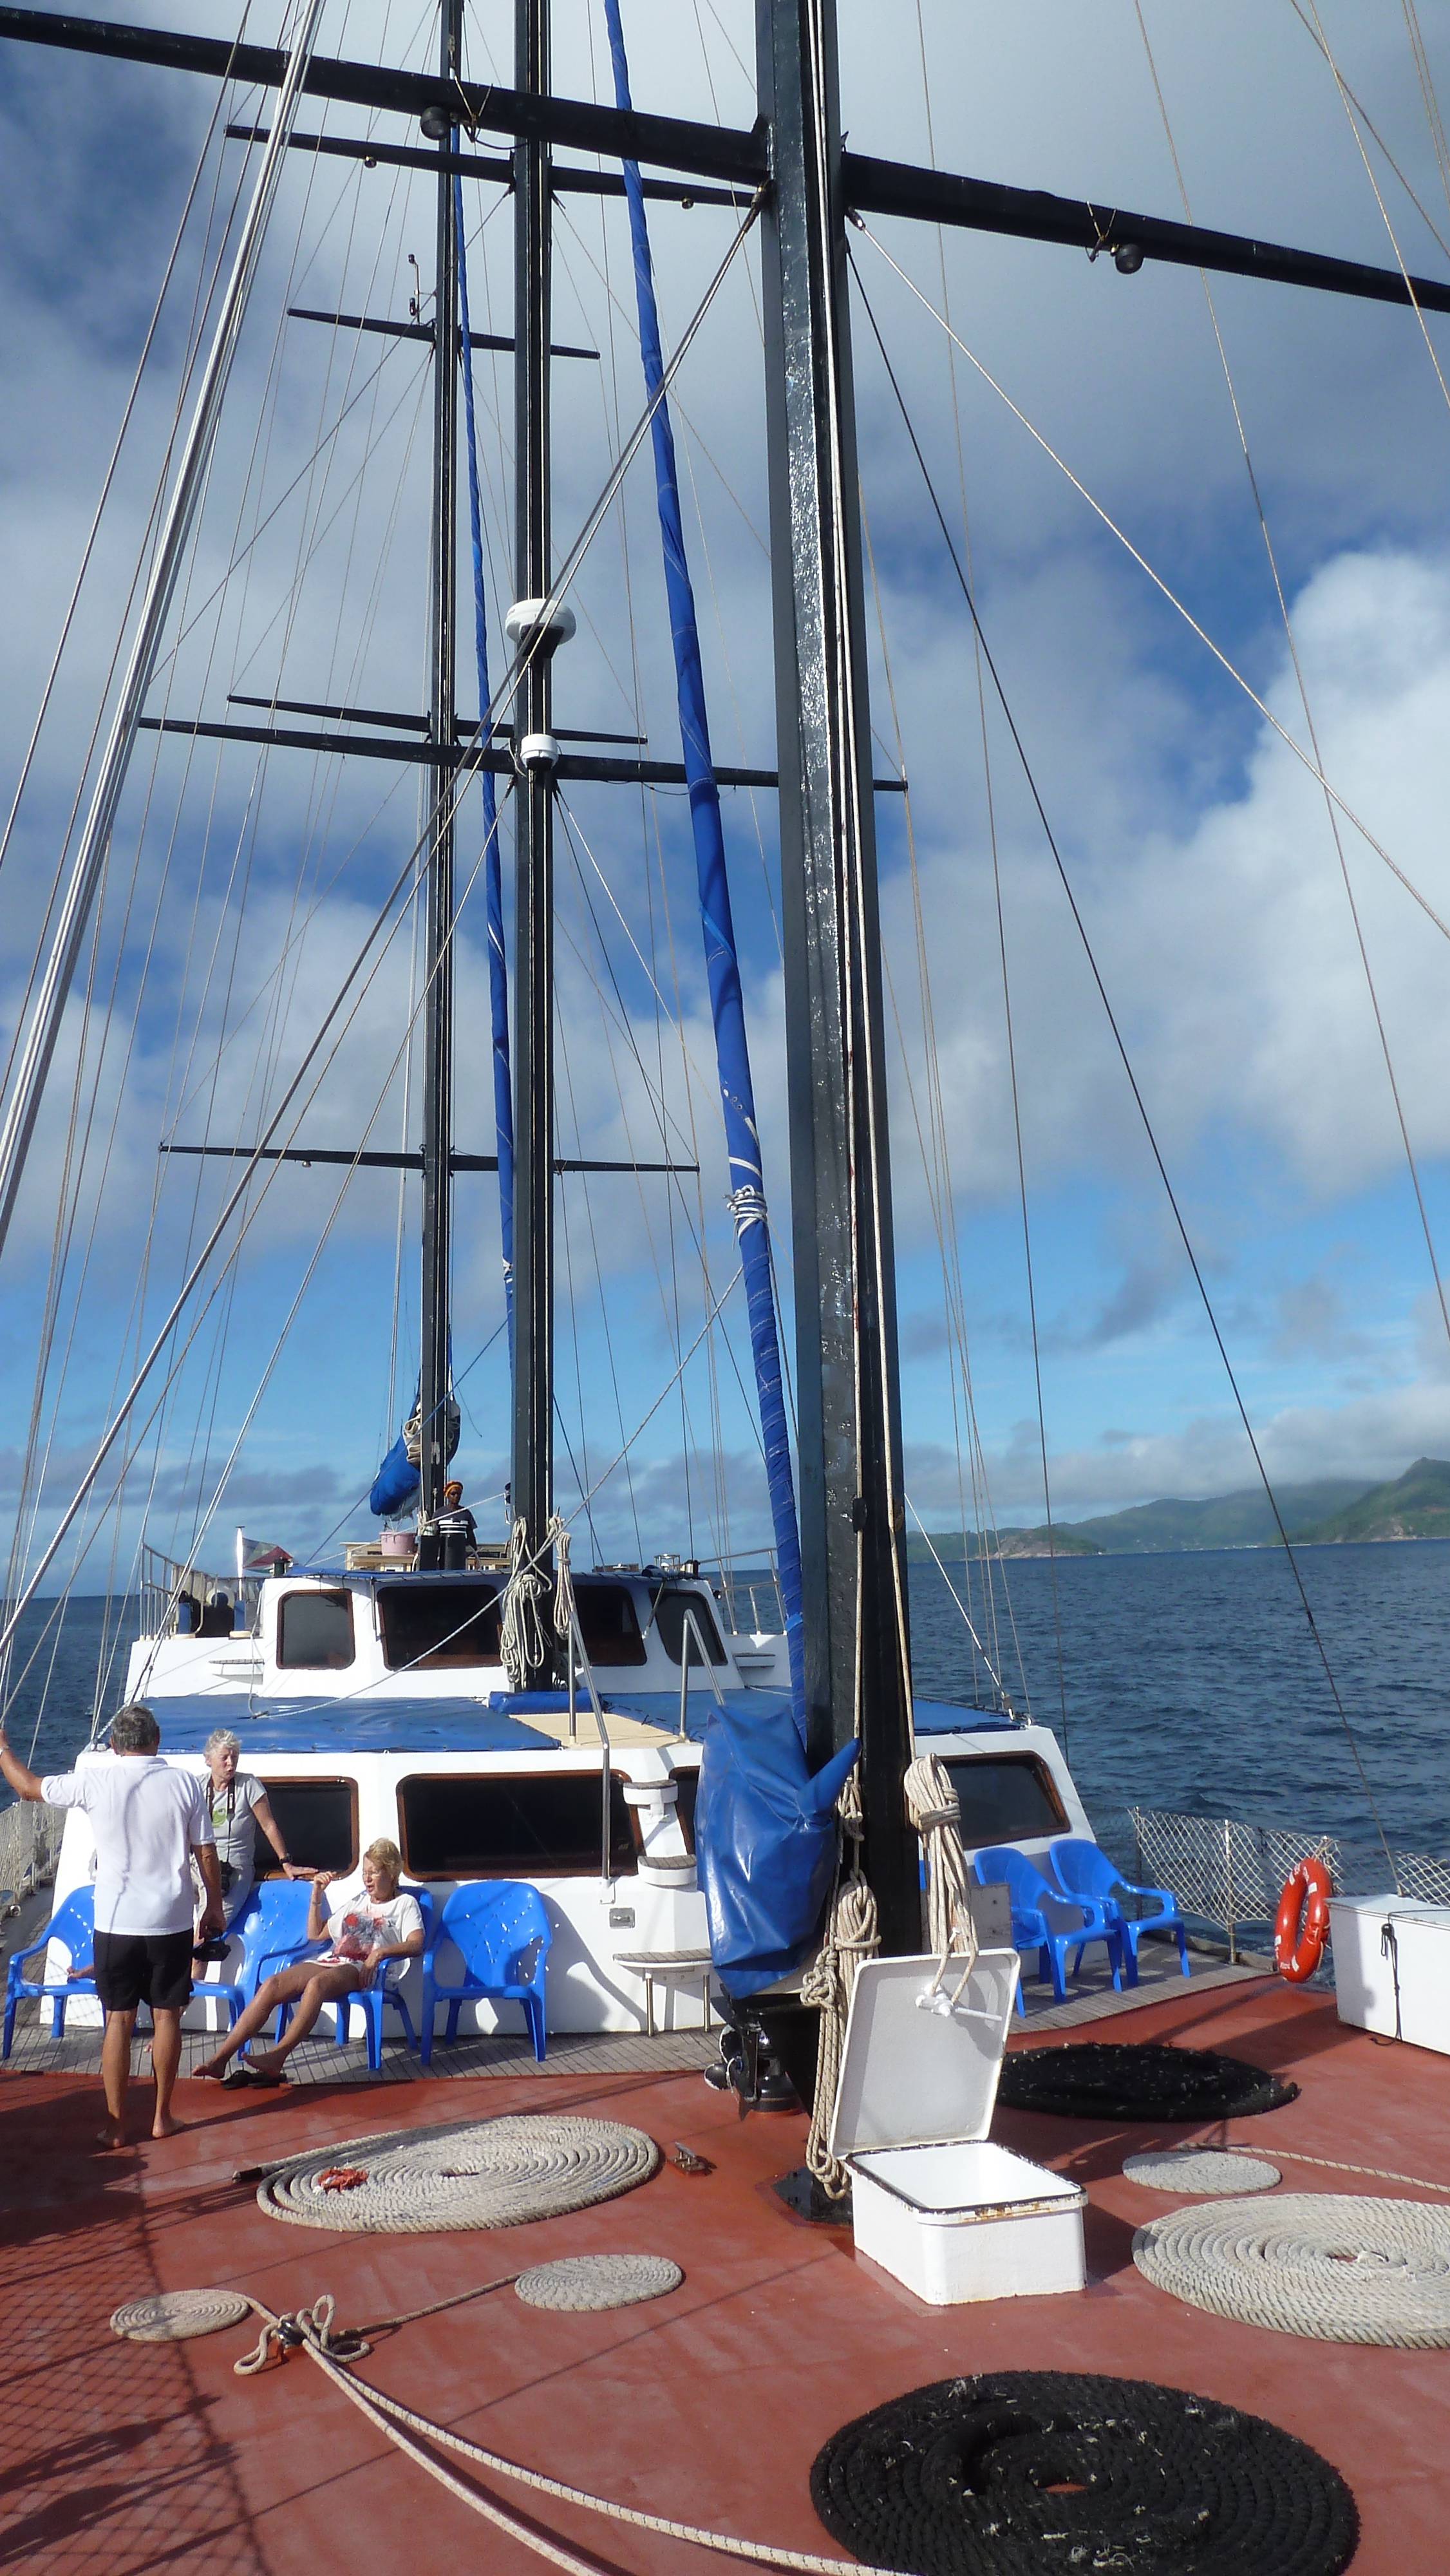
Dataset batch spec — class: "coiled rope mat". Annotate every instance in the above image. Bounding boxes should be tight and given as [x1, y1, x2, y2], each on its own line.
[1124, 2147, 1281, 2194]
[997, 2040, 1297, 2122]
[1134, 2192, 1450, 2345]
[809, 2372, 1357, 2576]
[256, 2113, 659, 2233]
[111, 2289, 251, 2342]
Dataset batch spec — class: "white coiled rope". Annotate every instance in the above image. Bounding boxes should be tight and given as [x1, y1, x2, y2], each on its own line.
[903, 1752, 980, 2009]
[802, 1761, 879, 2199]
[1134, 2191, 1450, 2345]
[256, 2114, 659, 2234]
[500, 1517, 548, 1685]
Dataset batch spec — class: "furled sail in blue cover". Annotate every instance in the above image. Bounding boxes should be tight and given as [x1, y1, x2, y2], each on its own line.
[600, 0, 804, 1726]
[369, 1430, 419, 1520]
[695, 1698, 860, 1998]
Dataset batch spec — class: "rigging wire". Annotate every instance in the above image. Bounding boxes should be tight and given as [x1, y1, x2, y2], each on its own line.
[1129, 3, 1450, 1373]
[852, 218, 1450, 952]
[850, 256, 1399, 1882]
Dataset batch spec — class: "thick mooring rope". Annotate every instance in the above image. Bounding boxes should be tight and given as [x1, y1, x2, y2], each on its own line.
[1134, 2191, 1450, 2346]
[802, 1764, 879, 2200]
[229, 2286, 894, 2575]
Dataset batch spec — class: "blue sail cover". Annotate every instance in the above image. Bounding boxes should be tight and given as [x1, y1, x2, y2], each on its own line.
[601, 0, 804, 1725]
[369, 1432, 419, 1519]
[454, 165, 515, 1349]
[695, 1697, 860, 1998]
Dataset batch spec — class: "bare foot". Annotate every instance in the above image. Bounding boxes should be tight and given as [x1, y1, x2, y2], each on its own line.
[95, 2121, 128, 2151]
[191, 2058, 229, 2081]
[151, 2112, 183, 2139]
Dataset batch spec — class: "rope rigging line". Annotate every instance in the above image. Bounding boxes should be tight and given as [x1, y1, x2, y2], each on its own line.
[851, 218, 1450, 953]
[585, 1, 804, 1705]
[3, 182, 766, 1652]
[849, 258, 1400, 1886]
[1128, 4, 1450, 1378]
[454, 151, 514, 1348]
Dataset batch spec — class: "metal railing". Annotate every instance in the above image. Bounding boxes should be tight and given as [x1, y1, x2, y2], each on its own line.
[138, 1541, 252, 1640]
[0, 1796, 63, 1902]
[710, 1552, 786, 1637]
[1094, 1806, 1450, 1960]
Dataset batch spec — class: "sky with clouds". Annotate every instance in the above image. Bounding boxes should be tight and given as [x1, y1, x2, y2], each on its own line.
[5, 0, 1450, 1593]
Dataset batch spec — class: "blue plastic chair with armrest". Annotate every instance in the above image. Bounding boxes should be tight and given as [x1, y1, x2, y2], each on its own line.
[3, 1888, 97, 2055]
[420, 1880, 552, 2066]
[972, 1844, 1124, 2005]
[230, 1877, 325, 2047]
[329, 1885, 435, 2071]
[1046, 1838, 1189, 1985]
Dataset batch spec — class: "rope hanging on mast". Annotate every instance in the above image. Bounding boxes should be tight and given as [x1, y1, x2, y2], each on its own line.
[599, 0, 805, 1726]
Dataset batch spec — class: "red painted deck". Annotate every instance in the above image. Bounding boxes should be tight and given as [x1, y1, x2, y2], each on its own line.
[3, 1973, 1448, 2573]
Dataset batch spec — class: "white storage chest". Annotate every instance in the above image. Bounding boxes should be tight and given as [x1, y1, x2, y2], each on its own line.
[1330, 1894, 1450, 2056]
[830, 1949, 1087, 2307]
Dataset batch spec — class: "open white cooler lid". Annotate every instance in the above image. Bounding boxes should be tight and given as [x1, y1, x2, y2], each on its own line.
[829, 1949, 1019, 2161]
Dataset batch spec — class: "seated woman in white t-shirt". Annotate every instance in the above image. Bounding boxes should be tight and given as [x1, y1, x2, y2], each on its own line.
[193, 1837, 424, 2086]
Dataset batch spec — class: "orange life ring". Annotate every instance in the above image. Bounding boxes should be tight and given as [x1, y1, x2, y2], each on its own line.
[1274, 1857, 1332, 1982]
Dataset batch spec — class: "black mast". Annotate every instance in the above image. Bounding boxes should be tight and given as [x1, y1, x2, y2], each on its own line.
[757, 0, 918, 1950]
[510, 0, 557, 1615]
[418, 0, 462, 1527]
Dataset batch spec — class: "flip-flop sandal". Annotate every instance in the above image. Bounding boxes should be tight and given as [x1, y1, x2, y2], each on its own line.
[223, 2061, 285, 2089]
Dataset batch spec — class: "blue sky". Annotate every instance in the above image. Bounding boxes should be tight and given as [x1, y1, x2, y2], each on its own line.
[5, 1, 1450, 1595]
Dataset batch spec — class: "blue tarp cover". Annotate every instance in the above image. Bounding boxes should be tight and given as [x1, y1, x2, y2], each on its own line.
[134, 1696, 558, 1756]
[694, 1694, 860, 2000]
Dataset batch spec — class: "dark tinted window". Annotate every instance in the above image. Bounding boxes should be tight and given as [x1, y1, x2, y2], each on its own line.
[574, 1581, 646, 1667]
[253, 1779, 357, 1875]
[649, 1588, 726, 1666]
[945, 1756, 1067, 1847]
[672, 1767, 699, 1853]
[398, 1771, 636, 1877]
[379, 1581, 501, 1670]
[277, 1590, 354, 1669]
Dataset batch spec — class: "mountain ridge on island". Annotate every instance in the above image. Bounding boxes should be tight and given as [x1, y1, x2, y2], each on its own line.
[907, 1457, 1450, 1557]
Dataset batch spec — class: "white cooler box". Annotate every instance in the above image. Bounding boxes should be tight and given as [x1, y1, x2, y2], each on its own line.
[1330, 1894, 1450, 2055]
[830, 1949, 1087, 2307]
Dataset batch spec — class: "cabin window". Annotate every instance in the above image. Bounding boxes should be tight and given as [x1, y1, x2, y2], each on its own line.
[378, 1581, 501, 1671]
[276, 1589, 355, 1669]
[252, 1778, 357, 1877]
[573, 1581, 648, 1667]
[397, 1771, 637, 1877]
[648, 1587, 727, 1667]
[943, 1756, 1068, 1848]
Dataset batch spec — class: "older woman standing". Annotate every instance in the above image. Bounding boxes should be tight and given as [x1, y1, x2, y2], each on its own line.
[202, 1729, 309, 1925]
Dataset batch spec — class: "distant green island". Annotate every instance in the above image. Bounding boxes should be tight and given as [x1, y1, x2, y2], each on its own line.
[907, 1457, 1450, 1558]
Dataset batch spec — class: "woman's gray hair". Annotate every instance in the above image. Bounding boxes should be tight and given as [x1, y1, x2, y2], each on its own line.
[203, 1727, 242, 1760]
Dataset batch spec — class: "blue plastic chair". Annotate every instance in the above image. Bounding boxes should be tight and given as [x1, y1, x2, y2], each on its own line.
[973, 1844, 1124, 2005]
[420, 1881, 552, 2066]
[328, 1886, 435, 2071]
[1046, 1839, 1189, 1985]
[3, 1888, 97, 2054]
[187, 1877, 313, 2041]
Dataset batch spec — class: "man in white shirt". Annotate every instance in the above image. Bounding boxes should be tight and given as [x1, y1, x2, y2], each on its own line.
[0, 1703, 224, 2148]
[193, 1837, 423, 2085]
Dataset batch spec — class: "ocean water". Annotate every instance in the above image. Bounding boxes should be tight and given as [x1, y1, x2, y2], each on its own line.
[3, 1548, 1446, 1867]
[909, 1539, 1450, 1868]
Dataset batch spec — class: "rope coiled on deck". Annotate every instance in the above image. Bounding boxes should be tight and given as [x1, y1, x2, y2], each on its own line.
[1134, 2191, 1450, 2345]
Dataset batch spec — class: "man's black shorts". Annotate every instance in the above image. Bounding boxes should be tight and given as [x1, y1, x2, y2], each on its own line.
[93, 1927, 194, 2014]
